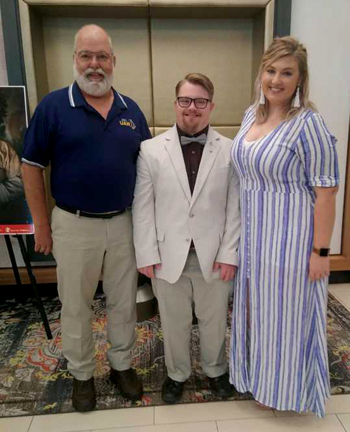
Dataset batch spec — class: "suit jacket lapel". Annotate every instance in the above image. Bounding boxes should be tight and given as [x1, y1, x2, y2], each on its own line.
[191, 126, 221, 208]
[164, 125, 192, 203]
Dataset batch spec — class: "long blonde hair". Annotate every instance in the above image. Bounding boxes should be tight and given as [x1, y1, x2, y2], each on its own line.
[253, 36, 316, 124]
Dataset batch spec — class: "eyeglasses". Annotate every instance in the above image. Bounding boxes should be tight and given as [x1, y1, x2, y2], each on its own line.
[75, 50, 113, 64]
[177, 97, 211, 109]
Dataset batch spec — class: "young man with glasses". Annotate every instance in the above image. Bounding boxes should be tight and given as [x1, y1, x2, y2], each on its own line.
[133, 73, 240, 403]
[21, 24, 151, 412]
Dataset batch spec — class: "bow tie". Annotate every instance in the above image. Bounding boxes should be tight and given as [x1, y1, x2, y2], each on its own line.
[180, 133, 207, 146]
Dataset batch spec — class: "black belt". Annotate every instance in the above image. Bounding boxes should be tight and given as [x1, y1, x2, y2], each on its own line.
[57, 204, 128, 219]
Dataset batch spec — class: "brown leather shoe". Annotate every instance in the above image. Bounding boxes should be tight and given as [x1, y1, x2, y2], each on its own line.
[72, 377, 96, 412]
[110, 368, 143, 401]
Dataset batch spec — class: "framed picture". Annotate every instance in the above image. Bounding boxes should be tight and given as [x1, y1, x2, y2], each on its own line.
[0, 85, 33, 234]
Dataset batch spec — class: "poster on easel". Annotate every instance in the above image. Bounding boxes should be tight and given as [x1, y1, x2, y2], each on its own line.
[0, 86, 33, 235]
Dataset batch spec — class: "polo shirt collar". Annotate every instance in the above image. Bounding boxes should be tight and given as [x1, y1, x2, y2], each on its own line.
[68, 82, 128, 111]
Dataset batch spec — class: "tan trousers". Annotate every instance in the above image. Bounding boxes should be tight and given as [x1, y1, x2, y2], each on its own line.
[51, 206, 138, 381]
[152, 250, 233, 382]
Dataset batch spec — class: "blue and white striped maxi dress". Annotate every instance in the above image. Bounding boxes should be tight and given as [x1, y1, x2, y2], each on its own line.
[229, 107, 339, 417]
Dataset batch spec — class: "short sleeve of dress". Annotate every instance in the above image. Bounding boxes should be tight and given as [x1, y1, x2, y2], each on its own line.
[297, 112, 339, 188]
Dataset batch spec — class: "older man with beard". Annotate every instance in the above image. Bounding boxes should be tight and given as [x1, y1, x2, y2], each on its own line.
[21, 24, 151, 412]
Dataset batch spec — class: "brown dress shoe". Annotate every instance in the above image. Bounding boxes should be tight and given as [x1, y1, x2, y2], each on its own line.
[72, 377, 96, 412]
[110, 368, 143, 401]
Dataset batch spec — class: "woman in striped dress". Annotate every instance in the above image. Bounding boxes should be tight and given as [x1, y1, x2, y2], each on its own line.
[229, 37, 339, 417]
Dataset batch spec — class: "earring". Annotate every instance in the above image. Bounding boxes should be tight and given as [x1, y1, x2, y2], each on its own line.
[259, 85, 265, 105]
[293, 86, 301, 108]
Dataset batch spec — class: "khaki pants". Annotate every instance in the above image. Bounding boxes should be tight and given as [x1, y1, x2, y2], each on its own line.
[52, 206, 138, 381]
[152, 250, 233, 382]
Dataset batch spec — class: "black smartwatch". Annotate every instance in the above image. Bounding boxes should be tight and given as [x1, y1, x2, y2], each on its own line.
[312, 247, 330, 257]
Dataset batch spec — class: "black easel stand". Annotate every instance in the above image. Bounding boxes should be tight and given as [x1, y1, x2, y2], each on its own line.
[4, 234, 53, 339]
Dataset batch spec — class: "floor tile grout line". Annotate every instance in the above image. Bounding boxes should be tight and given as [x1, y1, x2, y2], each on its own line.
[26, 417, 176, 432]
[89, 421, 217, 431]
[151, 415, 274, 426]
[154, 419, 223, 425]
[25, 408, 156, 432]
[27, 415, 34, 432]
[6, 402, 350, 431]
[336, 414, 349, 432]
[84, 422, 156, 432]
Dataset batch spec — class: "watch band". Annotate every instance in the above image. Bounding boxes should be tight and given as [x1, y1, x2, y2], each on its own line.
[312, 247, 330, 257]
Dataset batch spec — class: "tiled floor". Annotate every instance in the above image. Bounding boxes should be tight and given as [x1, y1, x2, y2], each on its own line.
[329, 283, 350, 310]
[1, 283, 349, 432]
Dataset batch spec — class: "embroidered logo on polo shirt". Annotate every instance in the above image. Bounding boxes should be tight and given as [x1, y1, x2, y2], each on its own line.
[119, 119, 136, 130]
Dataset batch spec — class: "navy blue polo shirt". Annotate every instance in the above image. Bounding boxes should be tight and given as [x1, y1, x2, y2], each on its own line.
[22, 82, 151, 213]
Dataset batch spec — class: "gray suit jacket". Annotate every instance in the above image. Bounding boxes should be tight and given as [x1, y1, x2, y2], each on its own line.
[132, 125, 240, 284]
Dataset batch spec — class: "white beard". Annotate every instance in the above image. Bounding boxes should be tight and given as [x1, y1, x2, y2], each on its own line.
[73, 64, 114, 97]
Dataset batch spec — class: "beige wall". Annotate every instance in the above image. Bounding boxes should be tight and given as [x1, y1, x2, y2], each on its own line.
[291, 0, 350, 255]
[41, 16, 256, 133]
[42, 17, 153, 124]
[151, 19, 253, 128]
[20, 1, 271, 140]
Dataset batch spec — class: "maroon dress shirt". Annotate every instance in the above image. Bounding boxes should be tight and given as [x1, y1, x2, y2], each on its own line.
[177, 125, 209, 195]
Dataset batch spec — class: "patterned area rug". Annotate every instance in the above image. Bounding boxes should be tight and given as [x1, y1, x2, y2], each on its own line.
[0, 293, 349, 417]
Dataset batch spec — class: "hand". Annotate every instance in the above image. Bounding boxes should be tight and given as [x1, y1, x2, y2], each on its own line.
[213, 262, 237, 282]
[309, 253, 330, 281]
[138, 263, 162, 278]
[34, 224, 53, 255]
